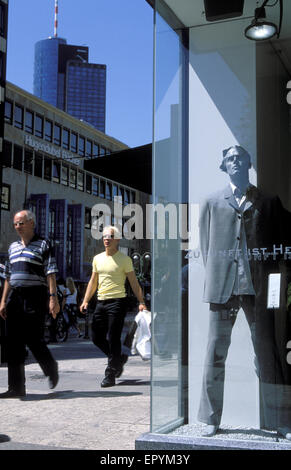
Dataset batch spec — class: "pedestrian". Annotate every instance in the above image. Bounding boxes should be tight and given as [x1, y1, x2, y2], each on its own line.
[62, 277, 82, 337]
[0, 210, 60, 398]
[80, 225, 147, 387]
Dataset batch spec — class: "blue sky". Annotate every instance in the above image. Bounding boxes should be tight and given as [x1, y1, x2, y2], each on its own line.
[6, 0, 154, 148]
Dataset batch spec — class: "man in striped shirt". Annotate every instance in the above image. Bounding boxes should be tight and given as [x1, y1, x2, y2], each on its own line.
[0, 210, 60, 398]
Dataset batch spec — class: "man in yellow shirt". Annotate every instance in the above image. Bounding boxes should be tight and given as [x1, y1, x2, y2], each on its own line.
[80, 226, 147, 387]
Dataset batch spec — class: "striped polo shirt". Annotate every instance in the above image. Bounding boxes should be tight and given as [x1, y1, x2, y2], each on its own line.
[4, 235, 58, 288]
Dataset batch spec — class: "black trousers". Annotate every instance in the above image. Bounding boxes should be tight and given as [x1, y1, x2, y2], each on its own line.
[91, 297, 127, 376]
[6, 286, 57, 393]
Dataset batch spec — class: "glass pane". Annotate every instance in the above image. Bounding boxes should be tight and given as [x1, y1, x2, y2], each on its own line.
[151, 7, 184, 433]
[14, 104, 23, 129]
[25, 110, 34, 134]
[35, 115, 43, 138]
[45, 119, 52, 142]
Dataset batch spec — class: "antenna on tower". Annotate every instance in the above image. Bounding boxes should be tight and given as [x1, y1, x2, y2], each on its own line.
[54, 0, 58, 37]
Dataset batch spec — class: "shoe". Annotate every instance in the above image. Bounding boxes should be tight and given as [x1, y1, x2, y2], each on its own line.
[101, 376, 115, 388]
[0, 389, 26, 399]
[0, 434, 10, 443]
[277, 427, 291, 440]
[48, 363, 59, 389]
[201, 424, 219, 437]
[115, 354, 128, 378]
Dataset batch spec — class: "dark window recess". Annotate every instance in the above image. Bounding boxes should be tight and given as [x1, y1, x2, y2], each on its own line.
[0, 3, 7, 38]
[34, 153, 43, 178]
[45, 120, 53, 142]
[14, 104, 24, 129]
[106, 182, 112, 200]
[86, 174, 92, 194]
[85, 208, 91, 229]
[86, 140, 92, 158]
[25, 110, 34, 134]
[1, 184, 10, 211]
[3, 140, 12, 167]
[124, 189, 130, 205]
[92, 177, 98, 196]
[44, 157, 52, 180]
[93, 143, 99, 158]
[13, 145, 23, 171]
[35, 114, 43, 138]
[70, 168, 77, 188]
[99, 180, 105, 198]
[78, 172, 84, 191]
[24, 149, 33, 174]
[52, 162, 60, 183]
[54, 124, 61, 146]
[62, 128, 69, 149]
[4, 100, 12, 124]
[61, 165, 69, 186]
[100, 147, 106, 156]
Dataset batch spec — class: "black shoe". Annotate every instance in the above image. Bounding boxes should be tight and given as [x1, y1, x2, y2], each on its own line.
[48, 363, 59, 389]
[115, 354, 128, 378]
[0, 389, 26, 399]
[101, 376, 115, 388]
[0, 434, 10, 443]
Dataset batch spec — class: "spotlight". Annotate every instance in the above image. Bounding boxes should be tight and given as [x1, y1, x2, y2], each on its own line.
[244, 1, 283, 42]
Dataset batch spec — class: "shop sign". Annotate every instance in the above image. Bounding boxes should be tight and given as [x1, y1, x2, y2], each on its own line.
[24, 134, 80, 165]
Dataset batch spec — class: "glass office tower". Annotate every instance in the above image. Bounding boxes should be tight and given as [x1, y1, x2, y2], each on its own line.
[33, 38, 106, 132]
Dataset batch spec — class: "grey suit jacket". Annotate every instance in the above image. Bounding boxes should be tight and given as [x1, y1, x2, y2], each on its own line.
[199, 184, 284, 304]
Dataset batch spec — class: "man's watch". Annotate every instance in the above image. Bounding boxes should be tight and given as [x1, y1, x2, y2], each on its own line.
[49, 293, 57, 297]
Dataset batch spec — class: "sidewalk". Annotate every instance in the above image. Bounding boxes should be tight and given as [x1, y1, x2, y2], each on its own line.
[0, 321, 150, 451]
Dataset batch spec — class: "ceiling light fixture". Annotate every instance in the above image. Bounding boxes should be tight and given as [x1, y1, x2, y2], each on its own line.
[244, 0, 283, 41]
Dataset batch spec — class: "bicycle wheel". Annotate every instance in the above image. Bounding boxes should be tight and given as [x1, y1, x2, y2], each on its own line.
[55, 314, 68, 342]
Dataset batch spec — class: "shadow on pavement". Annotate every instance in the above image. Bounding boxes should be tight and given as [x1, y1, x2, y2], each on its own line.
[20, 390, 143, 401]
[118, 379, 150, 386]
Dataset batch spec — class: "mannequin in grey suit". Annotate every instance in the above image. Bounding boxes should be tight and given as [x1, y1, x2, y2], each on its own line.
[198, 145, 291, 439]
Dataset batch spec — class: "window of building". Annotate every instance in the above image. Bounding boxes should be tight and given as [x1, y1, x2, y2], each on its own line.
[49, 209, 56, 241]
[25, 110, 34, 134]
[52, 162, 60, 183]
[24, 149, 33, 174]
[3, 140, 12, 167]
[106, 182, 112, 200]
[45, 119, 53, 142]
[86, 174, 92, 194]
[1, 183, 10, 211]
[100, 180, 105, 198]
[62, 128, 69, 150]
[86, 139, 92, 158]
[14, 104, 24, 129]
[13, 145, 23, 171]
[85, 207, 91, 229]
[77, 171, 84, 191]
[124, 189, 130, 205]
[61, 165, 69, 186]
[44, 157, 52, 180]
[53, 124, 61, 146]
[92, 176, 99, 196]
[131, 191, 136, 204]
[71, 132, 77, 153]
[113, 184, 118, 200]
[0, 3, 7, 38]
[4, 100, 12, 124]
[93, 143, 99, 158]
[35, 114, 43, 138]
[34, 153, 43, 178]
[118, 186, 124, 203]
[69, 168, 77, 188]
[78, 136, 85, 156]
[0, 51, 4, 83]
[100, 147, 106, 156]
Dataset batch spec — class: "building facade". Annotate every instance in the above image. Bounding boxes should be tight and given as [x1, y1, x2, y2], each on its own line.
[33, 37, 106, 132]
[1, 81, 150, 282]
[0, 0, 8, 236]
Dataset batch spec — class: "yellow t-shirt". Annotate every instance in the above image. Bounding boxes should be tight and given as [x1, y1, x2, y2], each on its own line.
[92, 251, 134, 300]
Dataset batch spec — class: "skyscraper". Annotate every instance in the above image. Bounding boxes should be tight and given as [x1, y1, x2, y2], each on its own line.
[33, 1, 106, 133]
